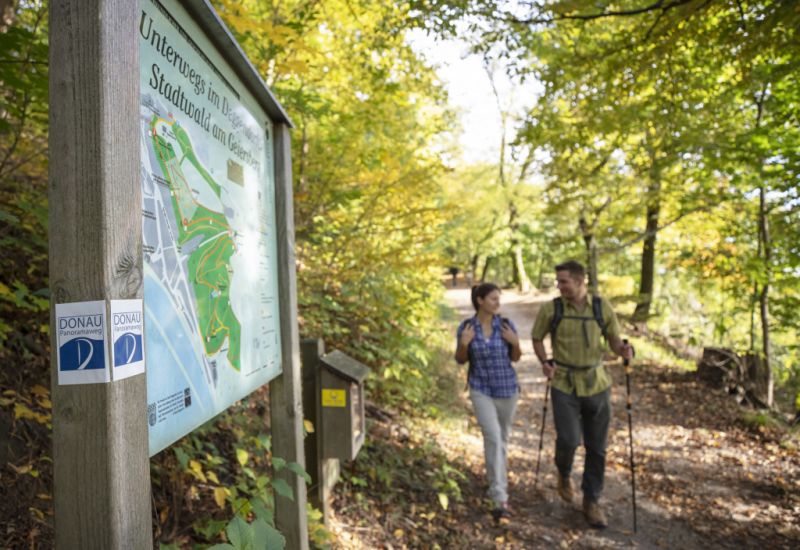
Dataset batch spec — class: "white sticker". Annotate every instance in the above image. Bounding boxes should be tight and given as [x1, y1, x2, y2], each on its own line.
[55, 301, 110, 385]
[110, 299, 145, 380]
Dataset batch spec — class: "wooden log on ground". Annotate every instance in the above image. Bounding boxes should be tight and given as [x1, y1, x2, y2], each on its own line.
[697, 347, 745, 399]
[743, 353, 770, 409]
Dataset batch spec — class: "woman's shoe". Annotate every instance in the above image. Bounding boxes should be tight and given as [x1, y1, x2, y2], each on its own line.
[491, 502, 512, 523]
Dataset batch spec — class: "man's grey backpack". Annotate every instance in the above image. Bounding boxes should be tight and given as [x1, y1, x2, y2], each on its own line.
[549, 296, 608, 344]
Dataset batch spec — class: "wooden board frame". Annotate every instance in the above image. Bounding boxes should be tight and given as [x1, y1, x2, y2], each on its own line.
[48, 1, 306, 547]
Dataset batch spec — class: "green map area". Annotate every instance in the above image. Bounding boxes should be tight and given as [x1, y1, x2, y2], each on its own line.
[151, 115, 242, 370]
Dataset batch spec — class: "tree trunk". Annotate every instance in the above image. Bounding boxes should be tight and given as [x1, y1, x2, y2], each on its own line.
[536, 253, 548, 289]
[508, 204, 531, 292]
[633, 172, 661, 323]
[469, 253, 479, 286]
[509, 250, 519, 287]
[298, 122, 308, 193]
[750, 282, 759, 352]
[579, 217, 599, 294]
[480, 256, 493, 283]
[758, 186, 773, 407]
[510, 244, 531, 292]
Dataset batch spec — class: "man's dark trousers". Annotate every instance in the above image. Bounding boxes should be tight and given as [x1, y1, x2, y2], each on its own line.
[551, 387, 611, 503]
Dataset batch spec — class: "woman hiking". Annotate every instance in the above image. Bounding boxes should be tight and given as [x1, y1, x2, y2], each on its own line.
[455, 283, 522, 521]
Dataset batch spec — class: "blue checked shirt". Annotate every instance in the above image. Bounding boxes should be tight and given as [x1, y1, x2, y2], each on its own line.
[456, 315, 519, 398]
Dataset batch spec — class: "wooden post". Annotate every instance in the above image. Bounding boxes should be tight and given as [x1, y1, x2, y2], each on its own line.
[49, 1, 151, 548]
[269, 122, 309, 549]
[318, 446, 341, 526]
[301, 338, 324, 510]
[299, 339, 340, 526]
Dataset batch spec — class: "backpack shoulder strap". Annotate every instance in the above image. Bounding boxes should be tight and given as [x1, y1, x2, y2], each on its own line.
[464, 316, 476, 389]
[501, 317, 514, 357]
[550, 297, 564, 342]
[592, 295, 608, 340]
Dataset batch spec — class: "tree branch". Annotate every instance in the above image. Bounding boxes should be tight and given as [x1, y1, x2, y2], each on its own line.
[599, 204, 712, 253]
[510, 0, 696, 25]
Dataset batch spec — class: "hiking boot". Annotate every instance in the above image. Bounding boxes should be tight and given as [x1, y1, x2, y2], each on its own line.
[583, 499, 607, 529]
[557, 476, 574, 503]
[491, 502, 511, 524]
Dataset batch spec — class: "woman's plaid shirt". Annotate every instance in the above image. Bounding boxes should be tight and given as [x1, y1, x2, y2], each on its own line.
[456, 315, 519, 398]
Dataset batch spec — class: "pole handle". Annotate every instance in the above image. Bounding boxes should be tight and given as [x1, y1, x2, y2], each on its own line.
[623, 338, 632, 371]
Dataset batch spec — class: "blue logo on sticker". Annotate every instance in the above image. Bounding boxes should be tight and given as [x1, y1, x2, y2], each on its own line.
[59, 338, 106, 371]
[113, 333, 143, 367]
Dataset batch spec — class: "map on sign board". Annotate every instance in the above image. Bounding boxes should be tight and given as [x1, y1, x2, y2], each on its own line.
[139, 0, 282, 455]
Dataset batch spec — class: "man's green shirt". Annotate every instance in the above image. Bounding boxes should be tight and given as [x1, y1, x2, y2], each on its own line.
[531, 295, 621, 397]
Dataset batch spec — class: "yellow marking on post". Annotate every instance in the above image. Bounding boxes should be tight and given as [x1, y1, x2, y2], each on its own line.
[322, 389, 347, 407]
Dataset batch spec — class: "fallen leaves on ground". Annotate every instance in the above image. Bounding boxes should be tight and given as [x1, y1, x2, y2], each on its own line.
[328, 362, 800, 549]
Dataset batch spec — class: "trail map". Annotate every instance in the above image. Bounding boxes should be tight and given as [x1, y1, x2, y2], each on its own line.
[140, 0, 282, 455]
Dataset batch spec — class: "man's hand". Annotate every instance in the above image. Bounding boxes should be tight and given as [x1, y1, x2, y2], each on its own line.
[621, 341, 634, 361]
[542, 359, 556, 379]
[611, 337, 634, 360]
[460, 323, 475, 347]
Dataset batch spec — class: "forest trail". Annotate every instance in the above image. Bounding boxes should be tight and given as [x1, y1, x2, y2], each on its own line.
[437, 287, 799, 549]
[328, 287, 798, 549]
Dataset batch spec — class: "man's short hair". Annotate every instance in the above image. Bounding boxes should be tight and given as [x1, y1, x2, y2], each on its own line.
[555, 260, 585, 281]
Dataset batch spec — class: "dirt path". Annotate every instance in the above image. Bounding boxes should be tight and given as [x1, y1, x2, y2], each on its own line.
[328, 288, 798, 549]
[443, 287, 799, 549]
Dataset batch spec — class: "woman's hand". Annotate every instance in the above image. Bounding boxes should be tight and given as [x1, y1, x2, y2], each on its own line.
[455, 323, 475, 364]
[460, 323, 475, 347]
[500, 322, 518, 347]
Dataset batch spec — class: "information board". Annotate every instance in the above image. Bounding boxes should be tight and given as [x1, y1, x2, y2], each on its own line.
[139, 0, 282, 455]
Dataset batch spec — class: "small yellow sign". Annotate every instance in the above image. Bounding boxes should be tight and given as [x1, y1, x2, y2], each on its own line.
[322, 389, 346, 407]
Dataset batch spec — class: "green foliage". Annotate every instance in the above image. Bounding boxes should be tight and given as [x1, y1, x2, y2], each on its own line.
[306, 504, 334, 548]
[215, 0, 458, 408]
[427, 0, 800, 407]
[329, 409, 481, 546]
[434, 162, 554, 287]
[0, 2, 49, 354]
[205, 514, 286, 550]
[741, 409, 785, 432]
[627, 336, 696, 373]
[340, 429, 467, 512]
[0, 7, 52, 543]
[150, 392, 321, 548]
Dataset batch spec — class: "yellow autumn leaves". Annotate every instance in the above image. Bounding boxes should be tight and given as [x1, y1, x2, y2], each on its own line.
[2, 385, 51, 426]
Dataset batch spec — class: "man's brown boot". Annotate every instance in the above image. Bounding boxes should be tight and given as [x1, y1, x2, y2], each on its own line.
[583, 499, 607, 529]
[557, 476, 574, 503]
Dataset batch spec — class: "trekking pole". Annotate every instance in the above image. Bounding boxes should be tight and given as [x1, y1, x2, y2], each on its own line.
[533, 370, 551, 489]
[623, 339, 638, 533]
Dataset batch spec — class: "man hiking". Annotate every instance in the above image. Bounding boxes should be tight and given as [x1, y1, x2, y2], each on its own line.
[532, 260, 633, 528]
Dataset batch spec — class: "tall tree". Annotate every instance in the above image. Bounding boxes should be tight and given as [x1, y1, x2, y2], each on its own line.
[483, 56, 533, 291]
